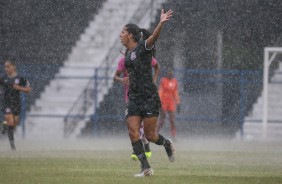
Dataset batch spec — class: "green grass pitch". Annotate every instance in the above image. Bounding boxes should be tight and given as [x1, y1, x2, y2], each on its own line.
[0, 137, 282, 184]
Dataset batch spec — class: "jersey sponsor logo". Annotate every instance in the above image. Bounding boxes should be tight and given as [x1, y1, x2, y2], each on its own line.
[125, 108, 128, 117]
[146, 112, 152, 115]
[130, 51, 136, 60]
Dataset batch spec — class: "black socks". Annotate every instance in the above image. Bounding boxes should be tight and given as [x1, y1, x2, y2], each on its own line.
[7, 126, 15, 150]
[132, 140, 150, 169]
[144, 143, 150, 152]
[155, 134, 171, 147]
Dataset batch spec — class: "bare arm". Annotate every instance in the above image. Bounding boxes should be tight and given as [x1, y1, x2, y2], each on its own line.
[158, 79, 164, 100]
[153, 62, 160, 84]
[114, 70, 129, 85]
[174, 80, 180, 104]
[146, 9, 173, 48]
[13, 85, 31, 93]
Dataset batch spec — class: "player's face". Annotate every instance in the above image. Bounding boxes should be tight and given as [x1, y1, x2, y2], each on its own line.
[4, 62, 16, 75]
[120, 27, 131, 47]
[167, 71, 173, 79]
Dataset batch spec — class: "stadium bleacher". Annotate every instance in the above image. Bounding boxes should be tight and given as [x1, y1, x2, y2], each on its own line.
[85, 0, 282, 137]
[1, 0, 282, 138]
[0, 0, 105, 112]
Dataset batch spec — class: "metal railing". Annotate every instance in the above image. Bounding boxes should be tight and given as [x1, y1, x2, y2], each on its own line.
[63, 79, 94, 137]
[14, 68, 271, 138]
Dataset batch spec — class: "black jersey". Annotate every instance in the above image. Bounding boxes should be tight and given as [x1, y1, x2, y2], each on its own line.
[0, 75, 30, 107]
[125, 40, 158, 99]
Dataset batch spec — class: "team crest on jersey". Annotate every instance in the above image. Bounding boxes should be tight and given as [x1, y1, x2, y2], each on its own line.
[15, 78, 20, 84]
[5, 108, 11, 113]
[130, 51, 136, 60]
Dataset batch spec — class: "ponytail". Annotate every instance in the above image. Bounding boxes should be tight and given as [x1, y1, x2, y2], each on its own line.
[125, 24, 156, 57]
[125, 23, 141, 42]
[140, 28, 156, 57]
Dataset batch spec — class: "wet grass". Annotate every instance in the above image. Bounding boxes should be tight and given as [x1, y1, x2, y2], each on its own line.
[0, 148, 282, 184]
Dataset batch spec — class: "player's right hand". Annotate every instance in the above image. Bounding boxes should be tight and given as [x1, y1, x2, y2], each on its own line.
[122, 77, 129, 85]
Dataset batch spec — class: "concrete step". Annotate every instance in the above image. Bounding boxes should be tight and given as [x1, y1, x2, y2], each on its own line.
[267, 84, 282, 90]
[247, 113, 282, 120]
[58, 67, 95, 77]
[242, 122, 282, 140]
[24, 0, 165, 140]
[279, 62, 282, 70]
[48, 80, 88, 89]
[255, 100, 282, 108]
[252, 107, 282, 113]
[24, 119, 65, 139]
[30, 105, 71, 113]
[41, 89, 83, 98]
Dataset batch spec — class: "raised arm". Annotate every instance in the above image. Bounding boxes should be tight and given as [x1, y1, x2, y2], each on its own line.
[146, 9, 173, 48]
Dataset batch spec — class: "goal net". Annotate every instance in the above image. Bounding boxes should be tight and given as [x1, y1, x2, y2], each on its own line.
[262, 47, 282, 138]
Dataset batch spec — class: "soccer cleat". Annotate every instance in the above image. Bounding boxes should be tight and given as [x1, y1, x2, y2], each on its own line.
[131, 151, 152, 161]
[134, 168, 153, 177]
[11, 142, 16, 151]
[145, 151, 152, 158]
[131, 153, 138, 161]
[144, 143, 152, 158]
[165, 139, 176, 162]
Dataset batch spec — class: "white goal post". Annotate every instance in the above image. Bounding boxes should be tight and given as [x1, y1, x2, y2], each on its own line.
[262, 47, 282, 139]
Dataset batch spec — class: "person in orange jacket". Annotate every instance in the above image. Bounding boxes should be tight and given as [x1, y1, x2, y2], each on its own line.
[157, 70, 180, 140]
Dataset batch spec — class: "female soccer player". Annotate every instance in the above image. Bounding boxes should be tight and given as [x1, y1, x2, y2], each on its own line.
[0, 59, 31, 150]
[158, 70, 180, 141]
[114, 56, 159, 161]
[115, 28, 160, 161]
[119, 9, 174, 177]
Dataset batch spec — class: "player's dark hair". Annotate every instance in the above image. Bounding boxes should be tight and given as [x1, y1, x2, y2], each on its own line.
[125, 23, 141, 42]
[140, 28, 150, 40]
[4, 58, 16, 66]
[125, 24, 156, 57]
[140, 28, 156, 57]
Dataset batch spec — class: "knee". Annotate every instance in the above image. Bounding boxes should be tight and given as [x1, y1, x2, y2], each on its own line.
[128, 128, 139, 140]
[145, 132, 158, 142]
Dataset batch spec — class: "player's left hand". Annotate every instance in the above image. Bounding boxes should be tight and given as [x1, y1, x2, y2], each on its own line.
[122, 77, 129, 85]
[160, 9, 173, 23]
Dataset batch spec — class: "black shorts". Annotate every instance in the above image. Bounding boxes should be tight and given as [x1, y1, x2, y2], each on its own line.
[2, 104, 21, 116]
[126, 94, 161, 119]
